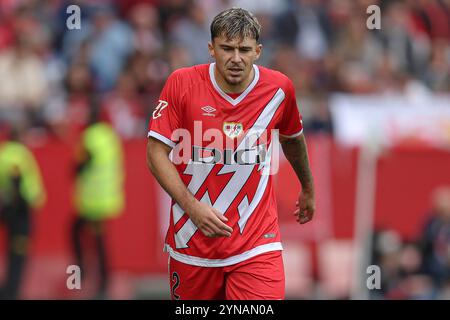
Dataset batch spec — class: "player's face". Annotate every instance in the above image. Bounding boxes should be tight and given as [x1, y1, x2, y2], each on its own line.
[208, 35, 262, 91]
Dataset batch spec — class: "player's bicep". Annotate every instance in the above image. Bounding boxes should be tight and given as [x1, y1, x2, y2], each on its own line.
[146, 136, 173, 171]
[147, 136, 172, 158]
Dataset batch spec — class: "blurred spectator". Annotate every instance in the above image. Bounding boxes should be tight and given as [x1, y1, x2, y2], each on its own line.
[420, 186, 450, 288]
[59, 1, 93, 63]
[47, 62, 94, 140]
[72, 107, 125, 299]
[0, 7, 48, 127]
[100, 70, 147, 139]
[423, 40, 450, 91]
[332, 14, 382, 93]
[127, 3, 163, 55]
[88, 4, 134, 92]
[386, 242, 437, 299]
[201, 0, 233, 24]
[370, 229, 437, 299]
[166, 43, 192, 72]
[61, 3, 134, 92]
[370, 229, 403, 298]
[0, 126, 46, 299]
[158, 0, 191, 33]
[168, 1, 211, 66]
[380, 1, 423, 77]
[126, 51, 169, 99]
[274, 0, 330, 60]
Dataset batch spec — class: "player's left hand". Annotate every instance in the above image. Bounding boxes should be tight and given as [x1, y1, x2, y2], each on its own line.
[294, 189, 315, 224]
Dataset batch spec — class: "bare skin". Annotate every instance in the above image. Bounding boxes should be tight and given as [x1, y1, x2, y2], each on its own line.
[207, 34, 262, 93]
[279, 134, 315, 224]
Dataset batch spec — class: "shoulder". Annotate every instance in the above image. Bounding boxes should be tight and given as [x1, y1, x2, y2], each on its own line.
[163, 65, 209, 100]
[257, 65, 295, 94]
[258, 65, 293, 87]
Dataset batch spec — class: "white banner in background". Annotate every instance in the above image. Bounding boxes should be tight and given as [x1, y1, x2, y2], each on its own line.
[329, 94, 450, 148]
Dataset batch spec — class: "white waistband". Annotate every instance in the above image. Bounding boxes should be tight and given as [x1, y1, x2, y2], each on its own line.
[164, 242, 283, 267]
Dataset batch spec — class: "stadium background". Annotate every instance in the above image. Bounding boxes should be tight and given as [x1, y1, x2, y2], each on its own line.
[0, 0, 449, 299]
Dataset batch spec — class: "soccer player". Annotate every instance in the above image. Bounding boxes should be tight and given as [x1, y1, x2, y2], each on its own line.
[146, 8, 315, 300]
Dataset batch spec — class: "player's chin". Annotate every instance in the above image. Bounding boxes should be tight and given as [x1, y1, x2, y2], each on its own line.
[226, 75, 243, 84]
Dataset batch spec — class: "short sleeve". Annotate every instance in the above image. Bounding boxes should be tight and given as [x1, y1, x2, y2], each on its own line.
[147, 71, 183, 148]
[278, 80, 303, 137]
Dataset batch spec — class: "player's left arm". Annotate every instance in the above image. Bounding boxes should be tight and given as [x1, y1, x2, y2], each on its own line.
[279, 133, 315, 224]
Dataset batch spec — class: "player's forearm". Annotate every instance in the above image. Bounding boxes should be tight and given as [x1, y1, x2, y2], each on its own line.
[146, 139, 197, 211]
[280, 134, 315, 194]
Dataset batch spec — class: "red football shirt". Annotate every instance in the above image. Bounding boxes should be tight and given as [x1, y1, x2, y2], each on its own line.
[148, 63, 303, 267]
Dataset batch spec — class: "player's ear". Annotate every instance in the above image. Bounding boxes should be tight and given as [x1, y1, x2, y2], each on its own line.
[208, 41, 215, 58]
[255, 43, 262, 61]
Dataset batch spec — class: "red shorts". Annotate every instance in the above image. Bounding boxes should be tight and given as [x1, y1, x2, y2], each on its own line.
[168, 250, 285, 300]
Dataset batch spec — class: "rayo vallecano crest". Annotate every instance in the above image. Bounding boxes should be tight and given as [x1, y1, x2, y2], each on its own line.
[223, 122, 243, 139]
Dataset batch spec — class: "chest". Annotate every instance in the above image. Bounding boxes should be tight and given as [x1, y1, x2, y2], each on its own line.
[180, 85, 285, 137]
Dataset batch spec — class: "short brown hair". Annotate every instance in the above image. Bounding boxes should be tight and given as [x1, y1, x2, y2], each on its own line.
[210, 8, 261, 42]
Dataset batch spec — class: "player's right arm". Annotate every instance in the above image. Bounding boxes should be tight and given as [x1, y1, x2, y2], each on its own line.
[146, 136, 233, 238]
[148, 70, 232, 238]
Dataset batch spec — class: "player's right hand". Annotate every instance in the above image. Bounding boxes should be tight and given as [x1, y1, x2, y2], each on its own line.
[186, 201, 233, 238]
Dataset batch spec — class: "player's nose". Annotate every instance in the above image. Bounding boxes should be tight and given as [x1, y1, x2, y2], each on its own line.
[231, 49, 242, 63]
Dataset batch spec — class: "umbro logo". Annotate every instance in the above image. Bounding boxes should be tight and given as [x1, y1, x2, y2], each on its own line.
[201, 105, 216, 117]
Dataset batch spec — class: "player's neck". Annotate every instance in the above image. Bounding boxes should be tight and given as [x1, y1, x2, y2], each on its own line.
[214, 65, 255, 94]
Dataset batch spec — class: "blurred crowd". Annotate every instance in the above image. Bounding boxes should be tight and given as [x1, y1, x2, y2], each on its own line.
[0, 0, 449, 141]
[370, 186, 450, 300]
